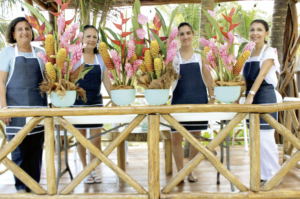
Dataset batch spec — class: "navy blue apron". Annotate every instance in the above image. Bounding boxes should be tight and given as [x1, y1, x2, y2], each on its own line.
[6, 45, 47, 135]
[73, 55, 103, 129]
[171, 52, 208, 132]
[243, 45, 277, 129]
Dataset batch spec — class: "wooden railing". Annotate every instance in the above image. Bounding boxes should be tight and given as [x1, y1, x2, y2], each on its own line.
[0, 102, 300, 198]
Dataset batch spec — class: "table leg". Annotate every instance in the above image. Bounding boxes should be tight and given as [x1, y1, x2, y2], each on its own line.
[64, 129, 73, 180]
[117, 140, 126, 171]
[56, 125, 61, 188]
[164, 139, 173, 175]
[226, 134, 235, 192]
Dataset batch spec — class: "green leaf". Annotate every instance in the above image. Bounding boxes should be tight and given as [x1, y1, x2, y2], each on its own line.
[74, 66, 94, 84]
[135, 44, 144, 57]
[202, 9, 223, 42]
[194, 50, 206, 58]
[150, 30, 166, 57]
[105, 27, 119, 40]
[99, 26, 115, 50]
[23, 3, 53, 32]
[167, 6, 179, 36]
[205, 24, 212, 39]
[154, 8, 167, 36]
[70, 37, 79, 45]
[237, 41, 248, 59]
[131, 16, 141, 42]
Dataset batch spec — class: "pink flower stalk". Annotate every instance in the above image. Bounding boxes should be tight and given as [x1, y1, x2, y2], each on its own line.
[110, 49, 121, 74]
[165, 40, 179, 65]
[60, 30, 73, 53]
[108, 71, 114, 80]
[138, 14, 149, 25]
[125, 63, 133, 78]
[228, 31, 234, 46]
[169, 27, 178, 42]
[209, 38, 218, 55]
[133, 60, 142, 73]
[243, 41, 256, 53]
[228, 53, 235, 66]
[57, 14, 66, 35]
[206, 50, 217, 69]
[150, 32, 154, 40]
[127, 40, 135, 60]
[68, 23, 80, 42]
[219, 42, 229, 66]
[205, 64, 211, 71]
[76, 32, 83, 45]
[62, 62, 67, 78]
[70, 44, 86, 74]
[36, 52, 48, 65]
[199, 37, 210, 47]
[136, 28, 146, 40]
[208, 10, 216, 18]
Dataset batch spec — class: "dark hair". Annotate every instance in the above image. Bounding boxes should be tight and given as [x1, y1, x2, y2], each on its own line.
[82, 25, 99, 54]
[178, 22, 194, 33]
[5, 17, 34, 44]
[250, 19, 269, 44]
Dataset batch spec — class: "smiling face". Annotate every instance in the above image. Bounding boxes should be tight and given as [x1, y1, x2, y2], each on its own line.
[178, 25, 194, 48]
[249, 22, 269, 45]
[12, 21, 33, 44]
[83, 28, 98, 50]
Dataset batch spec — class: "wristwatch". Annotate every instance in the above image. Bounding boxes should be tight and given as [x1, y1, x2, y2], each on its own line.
[210, 96, 215, 99]
[249, 91, 255, 95]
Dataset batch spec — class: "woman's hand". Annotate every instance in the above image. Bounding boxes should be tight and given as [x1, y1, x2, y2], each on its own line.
[208, 98, 215, 104]
[244, 95, 254, 104]
[1, 117, 11, 126]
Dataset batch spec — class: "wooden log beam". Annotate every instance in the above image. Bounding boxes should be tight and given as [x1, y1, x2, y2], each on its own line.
[0, 168, 8, 175]
[288, 110, 299, 131]
[284, 154, 300, 168]
[2, 158, 46, 194]
[2, 102, 300, 117]
[161, 113, 247, 193]
[261, 151, 300, 191]
[162, 114, 248, 191]
[261, 114, 300, 150]
[0, 194, 148, 199]
[59, 115, 146, 194]
[0, 117, 43, 162]
[249, 114, 260, 192]
[148, 115, 160, 199]
[44, 117, 57, 195]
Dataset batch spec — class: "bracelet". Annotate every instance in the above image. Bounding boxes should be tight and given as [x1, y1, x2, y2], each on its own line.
[210, 96, 215, 99]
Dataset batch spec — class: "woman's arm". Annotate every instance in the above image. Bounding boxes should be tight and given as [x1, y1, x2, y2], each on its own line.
[0, 70, 11, 125]
[102, 70, 115, 106]
[244, 59, 273, 104]
[202, 57, 215, 104]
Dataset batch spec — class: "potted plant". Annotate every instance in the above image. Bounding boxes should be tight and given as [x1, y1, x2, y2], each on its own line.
[132, 0, 180, 105]
[198, 7, 256, 104]
[24, 0, 93, 107]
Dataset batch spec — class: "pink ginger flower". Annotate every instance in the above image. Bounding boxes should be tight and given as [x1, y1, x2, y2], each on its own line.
[206, 50, 217, 69]
[243, 41, 256, 53]
[209, 38, 218, 55]
[228, 31, 234, 46]
[125, 63, 133, 78]
[68, 23, 80, 42]
[133, 60, 142, 73]
[208, 10, 216, 18]
[219, 42, 229, 66]
[138, 14, 148, 25]
[127, 40, 135, 60]
[57, 14, 66, 35]
[169, 27, 178, 42]
[36, 52, 48, 65]
[199, 37, 210, 47]
[108, 71, 114, 80]
[228, 53, 235, 66]
[70, 44, 86, 74]
[76, 32, 83, 45]
[110, 49, 121, 74]
[136, 28, 146, 40]
[165, 40, 179, 65]
[205, 64, 211, 71]
[62, 62, 67, 78]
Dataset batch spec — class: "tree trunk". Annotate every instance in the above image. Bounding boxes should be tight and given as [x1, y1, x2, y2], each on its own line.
[199, 0, 214, 50]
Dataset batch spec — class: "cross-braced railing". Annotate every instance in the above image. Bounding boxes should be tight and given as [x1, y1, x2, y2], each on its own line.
[0, 102, 300, 198]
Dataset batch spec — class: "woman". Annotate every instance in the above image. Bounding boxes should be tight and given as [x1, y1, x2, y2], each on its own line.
[242, 19, 281, 185]
[171, 22, 215, 182]
[0, 17, 47, 193]
[72, 25, 112, 184]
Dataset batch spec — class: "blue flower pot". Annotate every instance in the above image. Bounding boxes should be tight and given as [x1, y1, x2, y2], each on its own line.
[214, 86, 241, 104]
[111, 89, 136, 106]
[50, 90, 77, 107]
[144, 89, 169, 105]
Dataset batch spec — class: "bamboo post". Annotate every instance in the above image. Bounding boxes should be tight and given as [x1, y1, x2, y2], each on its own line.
[0, 117, 43, 162]
[2, 157, 46, 194]
[162, 114, 248, 191]
[164, 139, 173, 175]
[249, 114, 260, 192]
[288, 110, 299, 133]
[261, 151, 300, 191]
[261, 113, 300, 150]
[148, 114, 160, 199]
[44, 117, 57, 195]
[117, 140, 126, 171]
[56, 116, 147, 194]
[161, 113, 247, 193]
[284, 111, 292, 156]
[60, 115, 146, 194]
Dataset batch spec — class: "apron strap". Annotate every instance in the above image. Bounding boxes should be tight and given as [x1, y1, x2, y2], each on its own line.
[14, 45, 37, 57]
[80, 54, 100, 65]
[257, 44, 267, 60]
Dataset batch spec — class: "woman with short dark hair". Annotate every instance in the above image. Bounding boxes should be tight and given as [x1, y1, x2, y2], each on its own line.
[0, 17, 47, 193]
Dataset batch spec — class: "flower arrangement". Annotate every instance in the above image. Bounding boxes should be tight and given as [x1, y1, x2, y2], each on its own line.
[198, 7, 255, 87]
[23, 0, 93, 100]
